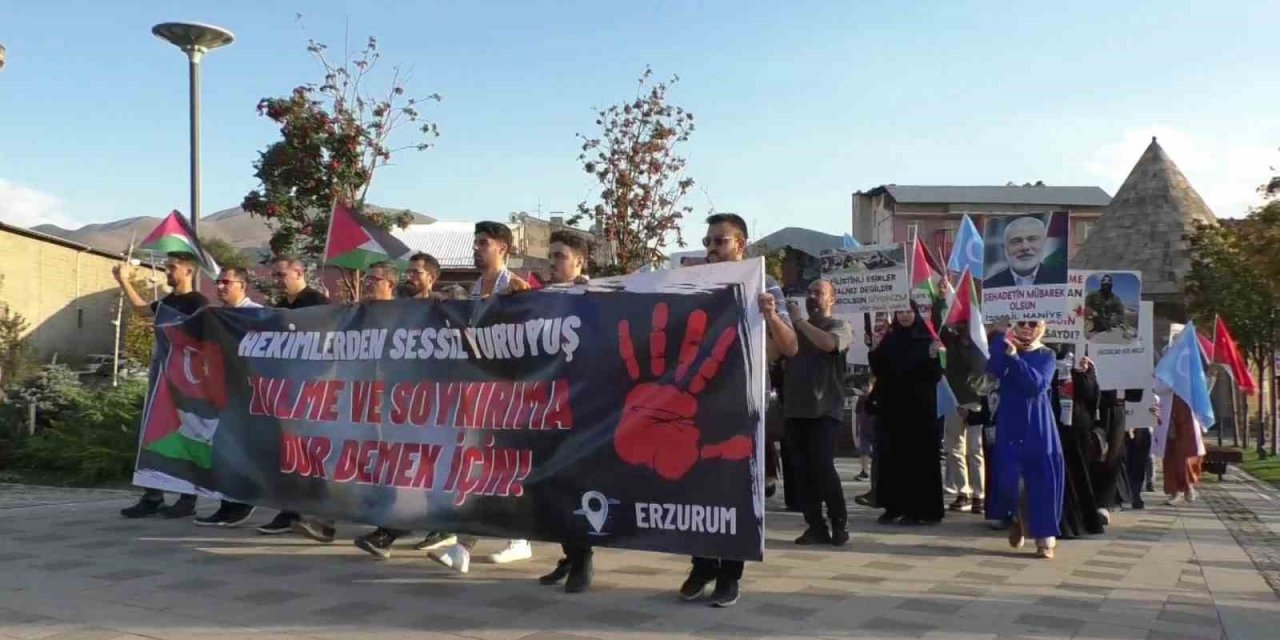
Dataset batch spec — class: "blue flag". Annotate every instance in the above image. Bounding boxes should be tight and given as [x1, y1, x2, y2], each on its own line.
[842, 233, 861, 249]
[936, 378, 958, 419]
[1155, 321, 1215, 429]
[947, 215, 984, 278]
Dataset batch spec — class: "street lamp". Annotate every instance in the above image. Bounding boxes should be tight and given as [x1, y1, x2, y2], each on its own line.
[1, 43, 7, 70]
[151, 22, 235, 243]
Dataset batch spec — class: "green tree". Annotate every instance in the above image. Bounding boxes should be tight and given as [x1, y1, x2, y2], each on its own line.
[0, 305, 31, 390]
[203, 237, 251, 271]
[573, 68, 695, 274]
[241, 30, 439, 297]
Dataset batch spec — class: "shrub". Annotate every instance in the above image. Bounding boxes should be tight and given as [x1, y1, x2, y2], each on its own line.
[8, 379, 147, 485]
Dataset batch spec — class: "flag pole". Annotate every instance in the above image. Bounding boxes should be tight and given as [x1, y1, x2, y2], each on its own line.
[113, 233, 137, 388]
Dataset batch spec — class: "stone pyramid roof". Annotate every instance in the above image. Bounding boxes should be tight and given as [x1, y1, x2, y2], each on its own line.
[1074, 137, 1217, 296]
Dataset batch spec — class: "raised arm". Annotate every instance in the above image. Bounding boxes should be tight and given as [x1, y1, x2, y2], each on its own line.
[112, 263, 154, 318]
[988, 334, 1053, 396]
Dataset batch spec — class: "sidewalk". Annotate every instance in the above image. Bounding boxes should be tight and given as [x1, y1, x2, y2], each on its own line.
[1, 463, 1277, 640]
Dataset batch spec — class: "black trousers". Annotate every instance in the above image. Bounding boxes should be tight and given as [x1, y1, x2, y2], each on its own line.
[690, 557, 744, 582]
[563, 541, 593, 563]
[141, 488, 193, 503]
[1124, 429, 1152, 505]
[784, 416, 848, 528]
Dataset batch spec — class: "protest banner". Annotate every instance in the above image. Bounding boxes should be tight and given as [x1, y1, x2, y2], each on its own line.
[1043, 270, 1086, 344]
[819, 243, 910, 315]
[1087, 301, 1154, 392]
[981, 212, 1070, 323]
[133, 260, 769, 561]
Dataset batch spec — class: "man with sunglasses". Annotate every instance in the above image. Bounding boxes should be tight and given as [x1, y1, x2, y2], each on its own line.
[114, 252, 209, 519]
[293, 263, 403, 544]
[195, 267, 262, 527]
[679, 213, 797, 608]
[257, 257, 330, 535]
[352, 256, 459, 559]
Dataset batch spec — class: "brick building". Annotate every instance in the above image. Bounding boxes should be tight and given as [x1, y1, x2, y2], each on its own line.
[0, 222, 165, 365]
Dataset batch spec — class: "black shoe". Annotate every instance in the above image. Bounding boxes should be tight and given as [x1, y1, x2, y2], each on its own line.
[539, 558, 571, 585]
[222, 504, 255, 527]
[949, 495, 973, 512]
[565, 555, 593, 593]
[765, 481, 777, 498]
[679, 575, 712, 602]
[898, 516, 925, 526]
[257, 512, 297, 535]
[830, 526, 850, 546]
[708, 578, 740, 608]
[195, 505, 233, 527]
[1132, 499, 1145, 510]
[970, 498, 985, 515]
[121, 498, 163, 519]
[414, 532, 458, 551]
[795, 527, 832, 545]
[855, 493, 877, 508]
[293, 518, 336, 543]
[877, 512, 901, 525]
[354, 528, 396, 560]
[160, 495, 196, 519]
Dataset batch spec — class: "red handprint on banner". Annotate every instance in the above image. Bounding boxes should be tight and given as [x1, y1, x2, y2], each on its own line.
[614, 302, 750, 481]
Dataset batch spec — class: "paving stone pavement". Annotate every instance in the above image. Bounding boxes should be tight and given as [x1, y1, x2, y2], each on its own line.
[2, 463, 1278, 640]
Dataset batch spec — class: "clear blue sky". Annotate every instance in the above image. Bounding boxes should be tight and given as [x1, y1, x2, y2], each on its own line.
[1, 0, 1277, 244]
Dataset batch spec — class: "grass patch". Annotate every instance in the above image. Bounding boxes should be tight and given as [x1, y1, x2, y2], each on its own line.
[1239, 448, 1280, 489]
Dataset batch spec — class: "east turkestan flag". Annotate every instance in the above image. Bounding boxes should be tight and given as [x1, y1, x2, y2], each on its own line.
[1155, 320, 1215, 431]
[323, 201, 413, 270]
[140, 210, 220, 277]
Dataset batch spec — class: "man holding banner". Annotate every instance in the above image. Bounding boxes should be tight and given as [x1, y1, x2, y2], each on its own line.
[114, 253, 208, 520]
[681, 212, 797, 608]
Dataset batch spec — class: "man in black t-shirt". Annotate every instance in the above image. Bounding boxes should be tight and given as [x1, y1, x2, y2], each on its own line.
[256, 257, 331, 535]
[113, 253, 209, 519]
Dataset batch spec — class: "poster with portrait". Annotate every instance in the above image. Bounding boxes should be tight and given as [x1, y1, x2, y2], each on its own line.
[819, 243, 910, 315]
[981, 212, 1070, 322]
[1082, 271, 1141, 346]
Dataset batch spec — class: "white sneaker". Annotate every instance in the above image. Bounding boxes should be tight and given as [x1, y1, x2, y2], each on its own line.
[429, 544, 471, 574]
[1186, 488, 1198, 503]
[1097, 508, 1111, 525]
[1166, 494, 1184, 506]
[486, 539, 533, 564]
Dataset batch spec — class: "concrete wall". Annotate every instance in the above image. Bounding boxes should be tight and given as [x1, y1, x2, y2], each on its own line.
[0, 229, 166, 365]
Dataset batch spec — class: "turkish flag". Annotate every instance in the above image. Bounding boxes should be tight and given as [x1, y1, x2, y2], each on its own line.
[1213, 316, 1257, 395]
[161, 326, 228, 410]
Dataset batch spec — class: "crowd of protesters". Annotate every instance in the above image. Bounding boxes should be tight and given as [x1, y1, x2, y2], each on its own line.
[112, 215, 1190, 610]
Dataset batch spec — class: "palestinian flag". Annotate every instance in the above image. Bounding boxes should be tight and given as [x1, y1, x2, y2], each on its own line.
[1213, 316, 1257, 395]
[910, 240, 943, 339]
[138, 324, 227, 470]
[140, 210, 219, 277]
[944, 268, 990, 360]
[323, 201, 412, 270]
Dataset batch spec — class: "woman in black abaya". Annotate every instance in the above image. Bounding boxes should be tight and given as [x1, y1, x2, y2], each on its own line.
[869, 304, 945, 525]
[1051, 349, 1105, 538]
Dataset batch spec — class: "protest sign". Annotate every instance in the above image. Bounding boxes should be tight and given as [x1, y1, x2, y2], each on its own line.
[133, 260, 768, 561]
[1044, 270, 1086, 344]
[820, 243, 910, 315]
[1083, 271, 1141, 346]
[981, 212, 1070, 323]
[1088, 301, 1154, 392]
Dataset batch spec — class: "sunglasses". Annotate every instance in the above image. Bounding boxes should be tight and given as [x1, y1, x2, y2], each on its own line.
[701, 236, 736, 248]
[1014, 321, 1043, 328]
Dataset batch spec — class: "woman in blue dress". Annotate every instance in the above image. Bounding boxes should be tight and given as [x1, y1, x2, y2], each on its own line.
[987, 320, 1065, 559]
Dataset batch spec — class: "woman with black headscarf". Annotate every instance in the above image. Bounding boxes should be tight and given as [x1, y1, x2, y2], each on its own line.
[869, 304, 945, 525]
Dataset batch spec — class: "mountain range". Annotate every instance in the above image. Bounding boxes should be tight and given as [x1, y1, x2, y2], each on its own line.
[30, 205, 435, 257]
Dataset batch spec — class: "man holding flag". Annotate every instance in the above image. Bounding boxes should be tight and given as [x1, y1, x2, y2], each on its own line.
[939, 270, 990, 514]
[113, 252, 209, 519]
[1153, 323, 1214, 505]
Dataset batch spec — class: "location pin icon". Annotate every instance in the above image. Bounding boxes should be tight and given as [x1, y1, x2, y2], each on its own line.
[581, 491, 608, 533]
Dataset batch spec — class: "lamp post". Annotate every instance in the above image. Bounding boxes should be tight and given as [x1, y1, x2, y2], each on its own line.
[151, 22, 234, 245]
